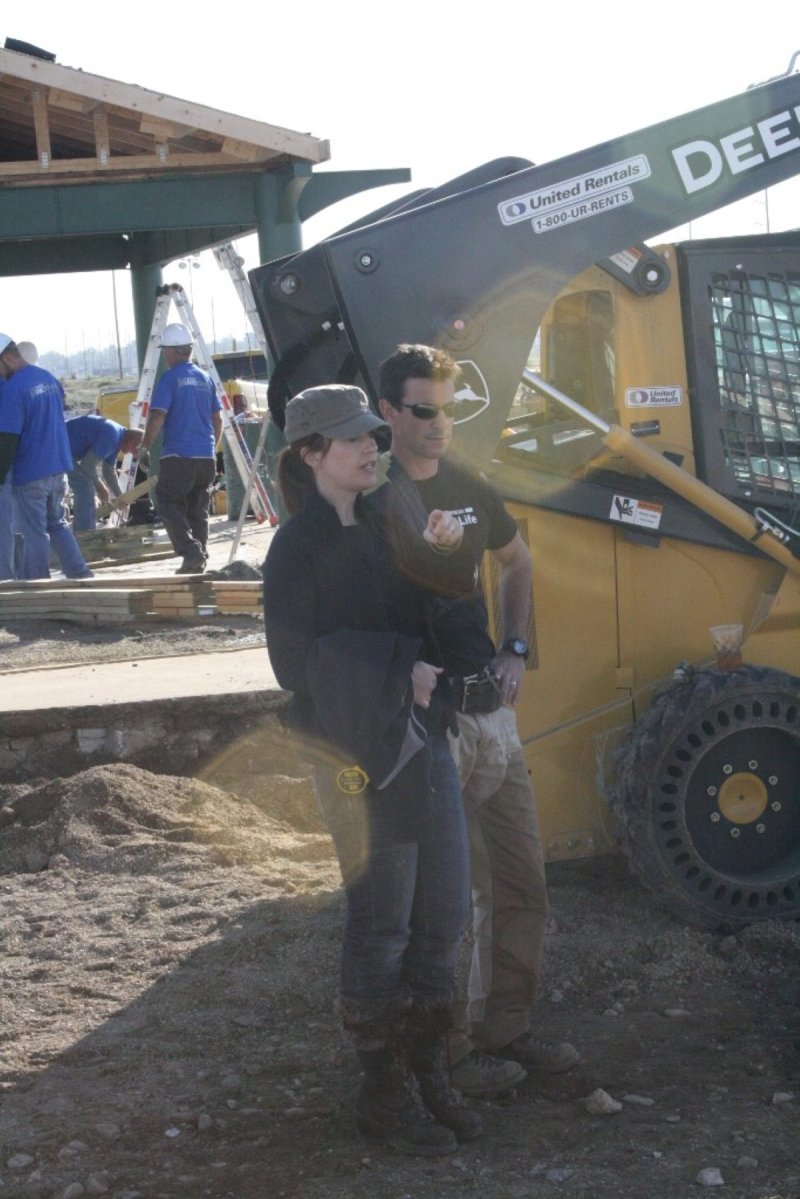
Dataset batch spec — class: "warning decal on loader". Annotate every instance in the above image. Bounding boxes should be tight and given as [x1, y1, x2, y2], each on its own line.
[610, 495, 663, 530]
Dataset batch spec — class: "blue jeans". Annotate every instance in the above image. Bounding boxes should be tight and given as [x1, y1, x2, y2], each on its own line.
[0, 477, 21, 580]
[13, 474, 92, 580]
[68, 467, 98, 531]
[315, 733, 470, 1005]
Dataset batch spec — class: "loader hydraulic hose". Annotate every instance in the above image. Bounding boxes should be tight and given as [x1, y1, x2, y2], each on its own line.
[521, 370, 800, 576]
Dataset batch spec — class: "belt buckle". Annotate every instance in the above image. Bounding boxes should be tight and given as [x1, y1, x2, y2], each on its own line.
[460, 671, 482, 712]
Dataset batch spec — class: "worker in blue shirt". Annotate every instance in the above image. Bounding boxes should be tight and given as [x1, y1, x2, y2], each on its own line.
[66, 414, 143, 530]
[139, 324, 222, 574]
[0, 333, 92, 580]
[0, 341, 39, 577]
[0, 374, 17, 580]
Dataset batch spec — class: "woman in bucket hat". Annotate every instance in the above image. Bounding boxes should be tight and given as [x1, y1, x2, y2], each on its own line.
[263, 384, 481, 1154]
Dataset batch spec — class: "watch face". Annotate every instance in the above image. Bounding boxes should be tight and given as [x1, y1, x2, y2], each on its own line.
[505, 638, 529, 658]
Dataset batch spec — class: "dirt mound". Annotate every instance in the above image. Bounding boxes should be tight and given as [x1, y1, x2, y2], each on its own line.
[207, 557, 263, 581]
[0, 762, 332, 875]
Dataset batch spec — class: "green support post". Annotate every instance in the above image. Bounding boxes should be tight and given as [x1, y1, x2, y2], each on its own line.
[131, 261, 165, 372]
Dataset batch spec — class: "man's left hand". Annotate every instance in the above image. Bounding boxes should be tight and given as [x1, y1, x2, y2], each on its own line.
[423, 508, 463, 553]
[491, 649, 526, 708]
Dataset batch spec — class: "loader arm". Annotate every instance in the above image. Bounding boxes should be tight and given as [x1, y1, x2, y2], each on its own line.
[252, 69, 800, 460]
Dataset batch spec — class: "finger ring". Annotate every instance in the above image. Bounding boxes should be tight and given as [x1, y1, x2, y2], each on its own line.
[510, 681, 517, 688]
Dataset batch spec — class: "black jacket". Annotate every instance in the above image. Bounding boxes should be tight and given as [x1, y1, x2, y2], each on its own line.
[263, 491, 474, 834]
[263, 490, 476, 740]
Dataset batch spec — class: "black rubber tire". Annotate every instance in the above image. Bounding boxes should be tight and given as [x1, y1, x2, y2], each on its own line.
[609, 664, 800, 929]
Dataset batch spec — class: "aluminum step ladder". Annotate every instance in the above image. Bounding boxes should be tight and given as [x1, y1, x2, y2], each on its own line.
[119, 283, 278, 527]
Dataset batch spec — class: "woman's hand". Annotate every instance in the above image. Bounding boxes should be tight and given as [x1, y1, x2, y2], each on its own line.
[412, 661, 443, 709]
[423, 509, 463, 553]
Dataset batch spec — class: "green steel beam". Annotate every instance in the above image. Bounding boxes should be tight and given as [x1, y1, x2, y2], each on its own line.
[297, 168, 411, 222]
[0, 166, 411, 244]
[0, 173, 265, 239]
[0, 226, 256, 275]
[0, 235, 131, 275]
[127, 227, 254, 268]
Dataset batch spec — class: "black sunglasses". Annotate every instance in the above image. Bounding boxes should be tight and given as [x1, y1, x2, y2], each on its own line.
[400, 400, 461, 420]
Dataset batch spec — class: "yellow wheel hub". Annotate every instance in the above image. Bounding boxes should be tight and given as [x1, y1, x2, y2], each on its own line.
[717, 772, 768, 824]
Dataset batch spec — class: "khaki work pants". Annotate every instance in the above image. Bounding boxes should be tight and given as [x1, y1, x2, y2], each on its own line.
[446, 706, 549, 1061]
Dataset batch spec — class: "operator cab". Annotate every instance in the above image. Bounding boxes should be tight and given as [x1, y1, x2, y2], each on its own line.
[497, 289, 614, 473]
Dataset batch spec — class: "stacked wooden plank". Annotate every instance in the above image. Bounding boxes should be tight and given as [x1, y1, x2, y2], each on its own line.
[148, 577, 216, 618]
[0, 575, 217, 624]
[211, 580, 263, 615]
[74, 524, 174, 567]
[0, 586, 155, 625]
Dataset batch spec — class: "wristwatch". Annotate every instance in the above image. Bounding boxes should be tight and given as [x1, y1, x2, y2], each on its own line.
[502, 637, 529, 660]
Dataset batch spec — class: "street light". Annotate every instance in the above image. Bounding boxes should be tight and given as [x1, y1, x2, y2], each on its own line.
[178, 256, 201, 305]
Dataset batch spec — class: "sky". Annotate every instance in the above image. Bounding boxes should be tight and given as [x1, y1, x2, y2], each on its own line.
[2, 2, 800, 362]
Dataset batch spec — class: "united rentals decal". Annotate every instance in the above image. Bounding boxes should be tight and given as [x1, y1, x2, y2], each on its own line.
[625, 386, 682, 408]
[497, 155, 650, 234]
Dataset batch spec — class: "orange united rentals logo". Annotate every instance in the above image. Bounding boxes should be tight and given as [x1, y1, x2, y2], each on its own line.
[336, 766, 369, 794]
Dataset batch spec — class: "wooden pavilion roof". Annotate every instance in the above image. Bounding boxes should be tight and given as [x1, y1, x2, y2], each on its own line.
[0, 42, 330, 188]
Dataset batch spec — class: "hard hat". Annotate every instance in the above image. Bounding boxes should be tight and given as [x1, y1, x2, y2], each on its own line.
[160, 323, 193, 348]
[0, 333, 12, 354]
[18, 341, 39, 364]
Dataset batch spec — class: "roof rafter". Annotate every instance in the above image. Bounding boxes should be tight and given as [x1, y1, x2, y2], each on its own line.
[0, 46, 329, 184]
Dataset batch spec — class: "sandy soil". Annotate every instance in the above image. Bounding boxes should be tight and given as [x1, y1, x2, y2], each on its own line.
[1, 618, 799, 1199]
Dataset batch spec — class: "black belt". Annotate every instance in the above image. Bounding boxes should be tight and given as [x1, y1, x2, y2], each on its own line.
[449, 667, 502, 715]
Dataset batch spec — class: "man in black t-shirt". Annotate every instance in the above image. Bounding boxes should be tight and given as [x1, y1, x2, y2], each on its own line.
[376, 344, 580, 1098]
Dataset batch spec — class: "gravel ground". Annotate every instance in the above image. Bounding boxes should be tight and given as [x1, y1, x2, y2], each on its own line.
[0, 617, 266, 674]
[0, 610, 798, 1199]
[1, 758, 798, 1199]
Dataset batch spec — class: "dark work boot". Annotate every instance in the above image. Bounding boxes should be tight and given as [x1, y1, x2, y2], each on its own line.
[343, 998, 456, 1157]
[355, 1046, 458, 1155]
[175, 556, 206, 575]
[404, 1001, 483, 1142]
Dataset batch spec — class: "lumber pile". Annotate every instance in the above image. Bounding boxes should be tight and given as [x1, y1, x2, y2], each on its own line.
[0, 587, 155, 626]
[0, 575, 217, 625]
[211, 580, 263, 615]
[149, 578, 216, 618]
[74, 524, 174, 567]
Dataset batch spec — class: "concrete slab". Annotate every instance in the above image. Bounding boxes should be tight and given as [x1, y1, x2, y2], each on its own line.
[3, 647, 279, 712]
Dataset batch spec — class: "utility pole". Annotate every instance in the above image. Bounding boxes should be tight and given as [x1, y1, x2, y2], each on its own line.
[112, 270, 124, 379]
